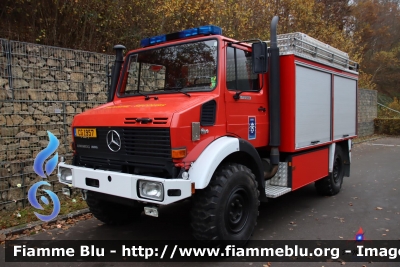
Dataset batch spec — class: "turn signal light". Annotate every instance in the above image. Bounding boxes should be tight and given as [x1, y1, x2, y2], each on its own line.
[171, 148, 187, 159]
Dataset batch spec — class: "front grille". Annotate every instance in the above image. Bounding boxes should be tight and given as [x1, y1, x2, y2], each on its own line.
[123, 128, 171, 158]
[124, 117, 168, 125]
[78, 156, 122, 170]
[74, 127, 173, 175]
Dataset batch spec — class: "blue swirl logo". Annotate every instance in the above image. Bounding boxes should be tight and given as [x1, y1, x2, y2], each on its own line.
[28, 131, 61, 222]
[28, 181, 61, 222]
[34, 131, 59, 178]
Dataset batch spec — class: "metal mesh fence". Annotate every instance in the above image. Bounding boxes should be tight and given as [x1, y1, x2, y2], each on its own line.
[9, 41, 113, 102]
[0, 39, 114, 211]
[0, 39, 11, 101]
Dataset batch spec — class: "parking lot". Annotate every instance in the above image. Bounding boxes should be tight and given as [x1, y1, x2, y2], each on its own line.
[1, 137, 400, 267]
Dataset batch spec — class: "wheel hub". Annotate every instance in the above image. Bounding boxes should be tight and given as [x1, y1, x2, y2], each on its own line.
[225, 188, 249, 233]
[229, 197, 243, 222]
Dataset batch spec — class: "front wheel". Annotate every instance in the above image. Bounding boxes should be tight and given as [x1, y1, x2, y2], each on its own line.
[190, 163, 259, 244]
[315, 145, 344, 196]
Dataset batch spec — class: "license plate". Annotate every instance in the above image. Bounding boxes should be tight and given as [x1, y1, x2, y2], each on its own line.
[74, 128, 97, 138]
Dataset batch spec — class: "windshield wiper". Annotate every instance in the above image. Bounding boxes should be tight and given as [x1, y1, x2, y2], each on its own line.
[136, 91, 158, 100]
[165, 87, 191, 97]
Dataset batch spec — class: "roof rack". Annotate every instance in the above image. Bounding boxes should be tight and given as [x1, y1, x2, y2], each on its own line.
[265, 32, 359, 73]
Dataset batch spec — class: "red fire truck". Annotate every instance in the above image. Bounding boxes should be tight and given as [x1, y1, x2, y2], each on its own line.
[58, 16, 358, 243]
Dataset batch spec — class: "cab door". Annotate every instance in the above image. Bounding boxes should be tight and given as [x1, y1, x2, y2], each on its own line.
[224, 43, 268, 148]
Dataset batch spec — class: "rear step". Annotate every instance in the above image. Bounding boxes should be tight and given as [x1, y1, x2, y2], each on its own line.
[264, 161, 292, 198]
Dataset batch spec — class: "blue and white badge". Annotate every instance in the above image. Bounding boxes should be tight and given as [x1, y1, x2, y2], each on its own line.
[248, 116, 256, 140]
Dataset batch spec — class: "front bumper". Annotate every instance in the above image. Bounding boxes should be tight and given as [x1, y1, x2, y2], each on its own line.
[57, 162, 192, 205]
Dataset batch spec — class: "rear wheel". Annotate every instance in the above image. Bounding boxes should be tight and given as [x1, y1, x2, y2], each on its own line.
[315, 145, 344, 196]
[86, 191, 143, 225]
[190, 163, 259, 244]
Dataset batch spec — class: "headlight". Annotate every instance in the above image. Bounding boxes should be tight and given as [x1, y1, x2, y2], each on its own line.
[138, 180, 164, 201]
[58, 167, 73, 184]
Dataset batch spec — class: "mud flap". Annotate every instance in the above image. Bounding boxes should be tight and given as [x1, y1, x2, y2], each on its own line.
[342, 141, 351, 177]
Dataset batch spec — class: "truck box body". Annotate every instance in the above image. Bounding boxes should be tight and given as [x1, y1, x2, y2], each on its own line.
[275, 33, 358, 152]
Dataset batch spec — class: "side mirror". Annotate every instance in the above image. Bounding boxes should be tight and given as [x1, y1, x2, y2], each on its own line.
[252, 42, 268, 74]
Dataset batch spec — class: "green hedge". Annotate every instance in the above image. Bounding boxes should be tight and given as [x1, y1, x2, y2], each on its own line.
[374, 118, 400, 135]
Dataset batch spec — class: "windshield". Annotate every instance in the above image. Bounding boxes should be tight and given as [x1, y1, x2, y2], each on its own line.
[119, 40, 218, 97]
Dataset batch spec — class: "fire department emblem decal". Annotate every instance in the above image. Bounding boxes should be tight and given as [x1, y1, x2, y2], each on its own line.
[106, 130, 121, 152]
[248, 116, 256, 140]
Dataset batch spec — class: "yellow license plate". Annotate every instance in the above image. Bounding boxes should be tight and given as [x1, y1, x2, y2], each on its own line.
[74, 128, 97, 138]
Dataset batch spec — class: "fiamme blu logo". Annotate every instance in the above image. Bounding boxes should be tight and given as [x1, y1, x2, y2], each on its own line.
[27, 131, 61, 222]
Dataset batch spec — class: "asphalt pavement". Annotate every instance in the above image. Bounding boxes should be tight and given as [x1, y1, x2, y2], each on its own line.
[1, 137, 400, 267]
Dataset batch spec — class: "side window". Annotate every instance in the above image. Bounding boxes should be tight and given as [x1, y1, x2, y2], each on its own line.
[226, 46, 259, 91]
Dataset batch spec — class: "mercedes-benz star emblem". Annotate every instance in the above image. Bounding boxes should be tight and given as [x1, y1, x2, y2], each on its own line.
[106, 130, 121, 152]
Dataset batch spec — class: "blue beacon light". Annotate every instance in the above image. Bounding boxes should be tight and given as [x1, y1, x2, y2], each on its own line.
[140, 25, 222, 47]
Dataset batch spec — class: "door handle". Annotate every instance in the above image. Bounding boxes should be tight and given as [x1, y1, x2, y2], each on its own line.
[258, 106, 266, 112]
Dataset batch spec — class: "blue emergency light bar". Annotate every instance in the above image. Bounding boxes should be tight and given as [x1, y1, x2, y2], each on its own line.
[140, 25, 222, 47]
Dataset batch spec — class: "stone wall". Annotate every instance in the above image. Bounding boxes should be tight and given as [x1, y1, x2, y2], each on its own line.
[358, 88, 377, 137]
[0, 39, 113, 211]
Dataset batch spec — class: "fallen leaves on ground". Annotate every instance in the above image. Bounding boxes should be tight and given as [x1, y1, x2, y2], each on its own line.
[1, 196, 88, 230]
[0, 213, 93, 245]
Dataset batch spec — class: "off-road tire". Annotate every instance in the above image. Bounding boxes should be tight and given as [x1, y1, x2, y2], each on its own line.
[86, 191, 142, 225]
[190, 163, 259, 244]
[315, 145, 345, 196]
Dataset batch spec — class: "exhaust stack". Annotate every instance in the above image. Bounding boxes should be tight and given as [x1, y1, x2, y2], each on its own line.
[107, 45, 126, 102]
[269, 16, 280, 166]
